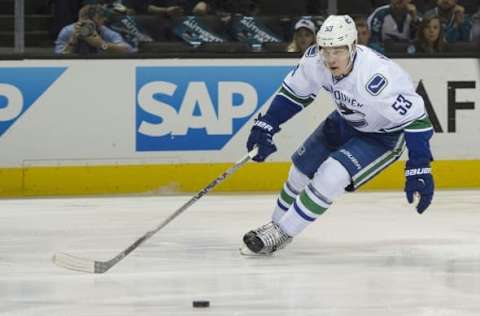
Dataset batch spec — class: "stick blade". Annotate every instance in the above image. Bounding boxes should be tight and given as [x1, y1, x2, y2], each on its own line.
[52, 252, 98, 273]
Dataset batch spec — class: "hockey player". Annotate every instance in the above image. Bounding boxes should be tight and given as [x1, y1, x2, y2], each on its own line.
[242, 15, 435, 255]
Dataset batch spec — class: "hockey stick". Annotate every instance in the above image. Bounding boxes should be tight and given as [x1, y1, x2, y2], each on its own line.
[53, 148, 258, 273]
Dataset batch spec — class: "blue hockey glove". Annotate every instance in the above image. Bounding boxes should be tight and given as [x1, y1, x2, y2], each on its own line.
[404, 165, 434, 214]
[246, 114, 280, 162]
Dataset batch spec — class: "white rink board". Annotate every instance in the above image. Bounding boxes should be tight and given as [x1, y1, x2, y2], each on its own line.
[0, 58, 478, 168]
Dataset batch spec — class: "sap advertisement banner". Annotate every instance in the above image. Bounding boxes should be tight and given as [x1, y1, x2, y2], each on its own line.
[0, 58, 478, 196]
[0, 67, 66, 138]
[136, 66, 291, 151]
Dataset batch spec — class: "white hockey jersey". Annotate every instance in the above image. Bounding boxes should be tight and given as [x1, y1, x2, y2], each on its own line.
[279, 45, 426, 133]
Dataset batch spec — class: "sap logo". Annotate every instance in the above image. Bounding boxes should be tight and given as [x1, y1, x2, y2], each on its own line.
[136, 66, 291, 151]
[0, 84, 23, 122]
[366, 73, 388, 96]
[0, 68, 66, 137]
[138, 81, 257, 136]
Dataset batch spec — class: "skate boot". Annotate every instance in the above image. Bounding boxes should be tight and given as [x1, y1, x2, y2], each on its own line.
[241, 222, 292, 255]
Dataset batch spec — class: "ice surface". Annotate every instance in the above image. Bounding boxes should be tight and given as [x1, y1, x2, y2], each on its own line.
[1, 191, 480, 315]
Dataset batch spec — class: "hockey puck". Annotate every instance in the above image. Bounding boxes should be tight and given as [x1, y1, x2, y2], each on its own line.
[192, 300, 210, 308]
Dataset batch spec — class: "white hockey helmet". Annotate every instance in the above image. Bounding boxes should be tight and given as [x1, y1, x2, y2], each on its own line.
[317, 15, 357, 63]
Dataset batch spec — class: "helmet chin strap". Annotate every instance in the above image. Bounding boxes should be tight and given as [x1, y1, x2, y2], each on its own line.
[346, 43, 356, 70]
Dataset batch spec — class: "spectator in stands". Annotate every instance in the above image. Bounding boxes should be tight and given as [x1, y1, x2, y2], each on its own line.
[51, 0, 99, 39]
[412, 14, 448, 53]
[413, 0, 437, 14]
[424, 0, 472, 42]
[189, 1, 209, 15]
[354, 16, 385, 53]
[54, 4, 136, 54]
[287, 18, 316, 54]
[368, 0, 420, 44]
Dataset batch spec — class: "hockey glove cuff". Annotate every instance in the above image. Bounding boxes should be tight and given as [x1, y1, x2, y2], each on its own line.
[246, 114, 280, 162]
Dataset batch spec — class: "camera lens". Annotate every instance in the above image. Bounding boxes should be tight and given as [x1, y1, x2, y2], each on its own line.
[78, 20, 95, 38]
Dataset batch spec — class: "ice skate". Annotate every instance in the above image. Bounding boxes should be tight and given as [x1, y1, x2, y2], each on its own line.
[240, 222, 292, 255]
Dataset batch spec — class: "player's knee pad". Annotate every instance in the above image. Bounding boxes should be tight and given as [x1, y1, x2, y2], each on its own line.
[287, 165, 310, 193]
[311, 157, 351, 201]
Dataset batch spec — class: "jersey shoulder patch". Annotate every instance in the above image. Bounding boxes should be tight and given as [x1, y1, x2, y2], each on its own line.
[365, 73, 388, 96]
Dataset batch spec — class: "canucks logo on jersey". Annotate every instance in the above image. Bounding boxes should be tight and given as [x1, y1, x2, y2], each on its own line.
[332, 90, 368, 127]
[366, 73, 388, 96]
[336, 101, 367, 127]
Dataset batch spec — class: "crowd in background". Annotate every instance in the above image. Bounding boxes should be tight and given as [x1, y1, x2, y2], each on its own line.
[25, 0, 480, 55]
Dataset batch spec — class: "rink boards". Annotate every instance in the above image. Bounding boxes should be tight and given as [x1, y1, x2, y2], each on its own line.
[0, 58, 478, 196]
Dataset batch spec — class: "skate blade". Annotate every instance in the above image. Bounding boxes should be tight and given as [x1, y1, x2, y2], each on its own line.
[239, 245, 271, 256]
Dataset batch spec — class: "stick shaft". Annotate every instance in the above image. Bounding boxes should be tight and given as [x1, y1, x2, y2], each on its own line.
[102, 149, 257, 271]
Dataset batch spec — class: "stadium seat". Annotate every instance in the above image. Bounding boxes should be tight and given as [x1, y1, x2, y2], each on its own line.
[197, 42, 251, 53]
[458, 0, 480, 14]
[262, 42, 289, 52]
[140, 41, 193, 53]
[195, 15, 228, 38]
[447, 41, 479, 53]
[337, 0, 373, 15]
[0, 0, 13, 15]
[133, 15, 174, 42]
[257, 0, 309, 16]
[253, 16, 288, 41]
[384, 41, 409, 54]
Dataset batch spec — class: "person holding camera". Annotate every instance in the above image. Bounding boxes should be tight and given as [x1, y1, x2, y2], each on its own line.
[54, 4, 136, 55]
